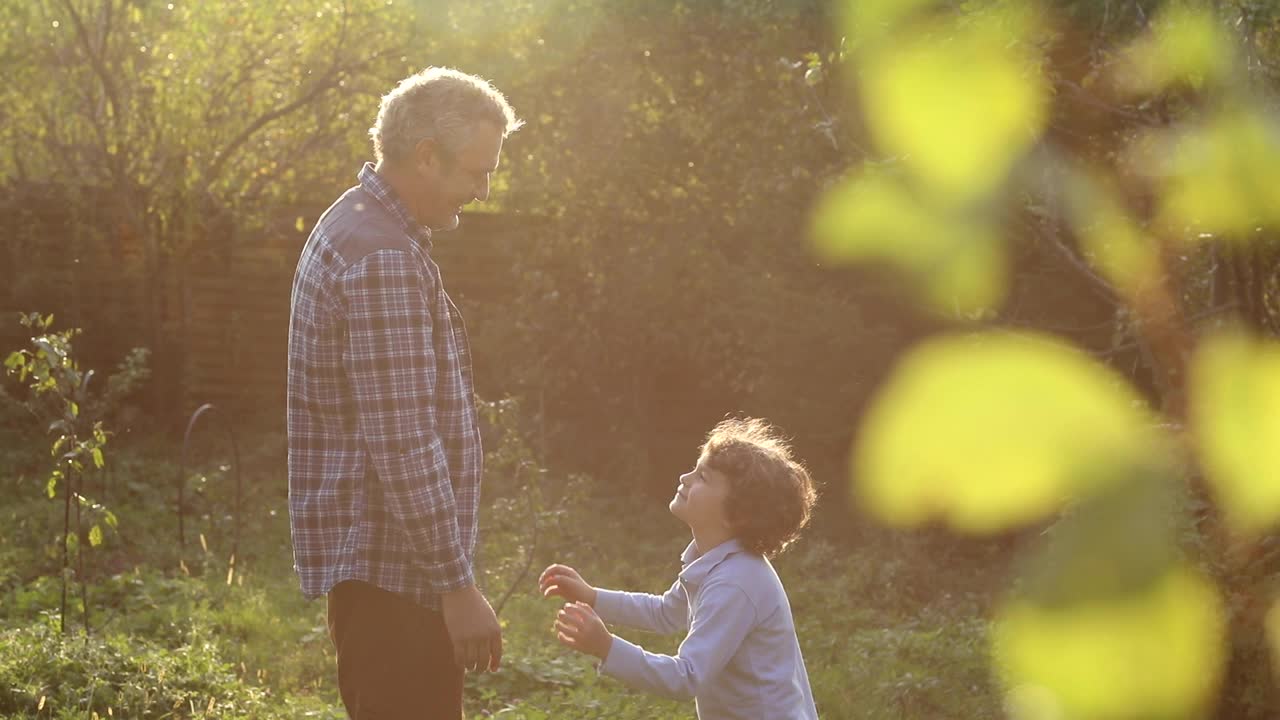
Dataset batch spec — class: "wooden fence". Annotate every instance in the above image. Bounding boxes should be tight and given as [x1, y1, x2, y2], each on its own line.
[1, 192, 533, 420]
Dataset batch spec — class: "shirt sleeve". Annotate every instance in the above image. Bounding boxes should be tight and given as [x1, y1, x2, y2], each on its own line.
[599, 581, 757, 699]
[595, 579, 688, 635]
[340, 249, 472, 594]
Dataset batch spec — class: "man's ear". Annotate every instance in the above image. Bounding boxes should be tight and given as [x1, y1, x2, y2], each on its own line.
[413, 137, 443, 175]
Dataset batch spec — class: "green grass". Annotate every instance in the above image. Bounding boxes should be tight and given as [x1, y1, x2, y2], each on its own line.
[0, 431, 1002, 719]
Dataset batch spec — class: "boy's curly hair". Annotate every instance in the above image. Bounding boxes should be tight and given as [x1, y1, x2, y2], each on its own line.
[701, 417, 817, 558]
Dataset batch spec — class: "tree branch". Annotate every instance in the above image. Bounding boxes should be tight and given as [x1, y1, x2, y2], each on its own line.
[58, 0, 123, 160]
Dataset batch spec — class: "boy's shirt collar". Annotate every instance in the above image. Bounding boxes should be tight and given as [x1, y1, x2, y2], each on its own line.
[678, 538, 744, 587]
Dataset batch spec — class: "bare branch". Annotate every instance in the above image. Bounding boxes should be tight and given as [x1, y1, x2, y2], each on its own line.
[58, 0, 126, 185]
[205, 43, 402, 188]
[1024, 213, 1125, 309]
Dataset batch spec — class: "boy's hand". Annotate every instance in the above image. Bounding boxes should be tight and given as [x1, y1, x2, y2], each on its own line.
[554, 601, 613, 660]
[539, 564, 598, 606]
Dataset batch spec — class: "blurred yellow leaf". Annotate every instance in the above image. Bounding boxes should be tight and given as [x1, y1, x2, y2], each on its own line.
[996, 567, 1225, 719]
[295, 216, 306, 233]
[854, 332, 1163, 531]
[840, 0, 938, 43]
[1121, 4, 1234, 93]
[811, 170, 1005, 316]
[1064, 169, 1161, 295]
[1190, 331, 1280, 532]
[1138, 111, 1280, 238]
[858, 9, 1048, 202]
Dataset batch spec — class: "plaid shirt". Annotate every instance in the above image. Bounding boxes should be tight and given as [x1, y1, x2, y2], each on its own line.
[287, 162, 482, 609]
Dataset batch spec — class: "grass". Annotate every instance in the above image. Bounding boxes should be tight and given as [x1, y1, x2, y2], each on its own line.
[0, 424, 1004, 719]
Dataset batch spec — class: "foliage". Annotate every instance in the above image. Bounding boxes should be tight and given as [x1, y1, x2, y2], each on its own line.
[4, 312, 108, 533]
[3, 311, 153, 637]
[424, 0, 896, 484]
[0, 0, 422, 412]
[811, 0, 1280, 716]
[0, 425, 1000, 719]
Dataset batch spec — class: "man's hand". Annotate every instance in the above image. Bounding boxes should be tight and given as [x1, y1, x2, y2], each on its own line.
[441, 584, 502, 673]
[538, 564, 598, 606]
[554, 601, 613, 660]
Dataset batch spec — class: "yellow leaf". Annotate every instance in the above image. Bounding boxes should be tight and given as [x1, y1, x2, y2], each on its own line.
[1064, 169, 1161, 296]
[295, 216, 306, 233]
[811, 170, 1005, 316]
[854, 331, 1164, 531]
[1121, 4, 1234, 93]
[995, 567, 1225, 718]
[1137, 111, 1280, 238]
[858, 9, 1048, 203]
[1190, 331, 1280, 532]
[840, 0, 938, 43]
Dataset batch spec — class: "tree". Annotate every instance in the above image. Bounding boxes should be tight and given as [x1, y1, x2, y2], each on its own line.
[0, 0, 418, 412]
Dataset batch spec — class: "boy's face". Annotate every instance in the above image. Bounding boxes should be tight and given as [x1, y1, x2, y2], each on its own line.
[669, 453, 732, 536]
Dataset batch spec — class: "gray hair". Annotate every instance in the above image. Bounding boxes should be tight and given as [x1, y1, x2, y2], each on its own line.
[369, 67, 523, 167]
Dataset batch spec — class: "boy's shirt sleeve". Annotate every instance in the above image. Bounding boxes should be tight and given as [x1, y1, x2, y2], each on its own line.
[594, 579, 688, 635]
[598, 580, 756, 700]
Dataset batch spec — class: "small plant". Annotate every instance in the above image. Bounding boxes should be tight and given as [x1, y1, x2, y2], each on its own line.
[3, 312, 148, 635]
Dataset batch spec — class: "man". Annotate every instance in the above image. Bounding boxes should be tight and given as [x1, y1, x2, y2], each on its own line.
[287, 67, 522, 719]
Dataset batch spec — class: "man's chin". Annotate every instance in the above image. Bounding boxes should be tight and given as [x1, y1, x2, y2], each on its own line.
[429, 213, 461, 232]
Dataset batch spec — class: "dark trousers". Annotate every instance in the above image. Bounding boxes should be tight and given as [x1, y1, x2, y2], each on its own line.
[327, 580, 464, 720]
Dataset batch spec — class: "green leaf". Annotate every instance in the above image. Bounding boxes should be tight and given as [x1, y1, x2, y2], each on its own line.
[91, 447, 104, 469]
[104, 510, 118, 529]
[69, 400, 78, 417]
[46, 472, 59, 499]
[853, 331, 1166, 532]
[811, 170, 1005, 316]
[1190, 331, 1280, 532]
[1017, 476, 1183, 608]
[2, 351, 23, 370]
[995, 566, 1225, 719]
[857, 8, 1048, 203]
[88, 524, 103, 547]
[51, 435, 66, 458]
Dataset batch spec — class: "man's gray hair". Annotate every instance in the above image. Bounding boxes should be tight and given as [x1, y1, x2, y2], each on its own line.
[370, 67, 523, 167]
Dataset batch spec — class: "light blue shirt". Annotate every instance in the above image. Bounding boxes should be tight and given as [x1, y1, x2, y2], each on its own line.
[595, 539, 819, 720]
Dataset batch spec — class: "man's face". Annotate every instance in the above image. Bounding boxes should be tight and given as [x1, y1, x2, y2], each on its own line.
[416, 120, 504, 231]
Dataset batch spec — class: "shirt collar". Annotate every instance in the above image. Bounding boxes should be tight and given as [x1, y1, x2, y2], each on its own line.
[358, 161, 433, 251]
[678, 538, 744, 587]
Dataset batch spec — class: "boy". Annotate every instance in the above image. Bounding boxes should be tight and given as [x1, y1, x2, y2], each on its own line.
[539, 417, 820, 719]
